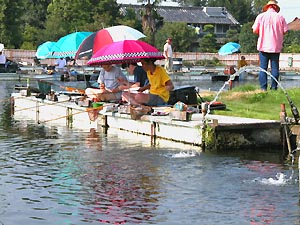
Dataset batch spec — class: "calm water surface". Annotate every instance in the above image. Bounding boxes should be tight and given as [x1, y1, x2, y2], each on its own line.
[0, 79, 300, 225]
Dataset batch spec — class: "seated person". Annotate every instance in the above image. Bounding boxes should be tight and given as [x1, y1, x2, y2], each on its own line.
[123, 58, 174, 106]
[0, 51, 6, 69]
[237, 56, 248, 69]
[121, 62, 149, 102]
[237, 56, 249, 80]
[55, 57, 67, 72]
[85, 64, 128, 102]
[121, 62, 149, 88]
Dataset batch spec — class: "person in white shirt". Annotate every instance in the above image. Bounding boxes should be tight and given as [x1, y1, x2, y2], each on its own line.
[0, 51, 6, 65]
[55, 57, 67, 72]
[163, 37, 173, 73]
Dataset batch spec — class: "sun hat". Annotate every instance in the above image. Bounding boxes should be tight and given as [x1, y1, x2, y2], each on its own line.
[263, 0, 280, 13]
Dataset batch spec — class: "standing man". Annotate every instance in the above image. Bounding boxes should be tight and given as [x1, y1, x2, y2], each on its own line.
[163, 37, 173, 73]
[252, 0, 288, 91]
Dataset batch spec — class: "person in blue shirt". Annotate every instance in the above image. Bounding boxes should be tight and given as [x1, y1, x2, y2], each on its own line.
[121, 62, 149, 103]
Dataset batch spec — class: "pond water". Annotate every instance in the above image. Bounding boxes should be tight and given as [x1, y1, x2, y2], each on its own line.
[0, 79, 300, 225]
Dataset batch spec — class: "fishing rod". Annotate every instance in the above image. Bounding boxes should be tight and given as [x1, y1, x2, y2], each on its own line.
[282, 89, 299, 124]
[37, 79, 86, 95]
[245, 65, 299, 124]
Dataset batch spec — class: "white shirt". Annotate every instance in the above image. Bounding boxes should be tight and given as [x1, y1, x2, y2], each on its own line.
[55, 58, 66, 69]
[163, 42, 173, 58]
[0, 54, 6, 64]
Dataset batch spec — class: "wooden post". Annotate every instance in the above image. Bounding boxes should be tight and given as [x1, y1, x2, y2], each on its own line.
[280, 103, 292, 160]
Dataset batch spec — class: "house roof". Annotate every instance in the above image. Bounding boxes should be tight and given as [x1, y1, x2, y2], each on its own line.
[119, 5, 240, 26]
[288, 17, 300, 31]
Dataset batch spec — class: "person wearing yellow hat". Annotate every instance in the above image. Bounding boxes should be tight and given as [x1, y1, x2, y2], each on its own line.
[252, 0, 288, 91]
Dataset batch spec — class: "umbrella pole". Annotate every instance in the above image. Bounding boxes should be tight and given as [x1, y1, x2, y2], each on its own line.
[128, 80, 131, 105]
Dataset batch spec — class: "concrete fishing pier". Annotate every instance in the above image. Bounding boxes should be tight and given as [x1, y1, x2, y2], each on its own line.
[11, 93, 282, 152]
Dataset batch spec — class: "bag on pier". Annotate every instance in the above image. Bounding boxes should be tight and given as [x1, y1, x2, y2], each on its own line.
[168, 86, 198, 105]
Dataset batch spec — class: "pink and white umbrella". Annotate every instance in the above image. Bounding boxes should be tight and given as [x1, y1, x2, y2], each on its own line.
[75, 25, 146, 60]
[87, 40, 164, 66]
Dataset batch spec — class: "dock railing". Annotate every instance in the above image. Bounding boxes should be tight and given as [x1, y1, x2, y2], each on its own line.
[3, 49, 300, 72]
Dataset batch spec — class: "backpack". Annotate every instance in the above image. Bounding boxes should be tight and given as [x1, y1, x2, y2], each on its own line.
[168, 86, 198, 105]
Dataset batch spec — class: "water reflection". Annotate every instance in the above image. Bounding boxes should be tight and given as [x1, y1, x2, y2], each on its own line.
[1, 80, 300, 224]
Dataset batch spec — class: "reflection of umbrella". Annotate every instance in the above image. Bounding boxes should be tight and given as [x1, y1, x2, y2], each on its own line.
[75, 25, 146, 60]
[218, 42, 241, 56]
[0, 43, 4, 52]
[288, 17, 300, 31]
[51, 31, 93, 58]
[87, 40, 164, 66]
[36, 41, 56, 59]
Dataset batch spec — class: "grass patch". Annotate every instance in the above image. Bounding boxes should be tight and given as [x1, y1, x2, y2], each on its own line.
[202, 84, 300, 120]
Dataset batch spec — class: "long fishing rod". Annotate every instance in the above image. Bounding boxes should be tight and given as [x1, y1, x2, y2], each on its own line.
[282, 89, 299, 124]
[37, 79, 86, 95]
[244, 65, 300, 124]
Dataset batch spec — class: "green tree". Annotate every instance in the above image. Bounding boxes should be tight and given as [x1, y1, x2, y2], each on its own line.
[225, 29, 239, 43]
[155, 22, 198, 52]
[21, 0, 52, 49]
[118, 8, 143, 32]
[199, 25, 217, 52]
[44, 0, 122, 42]
[283, 31, 300, 53]
[238, 22, 257, 53]
[138, 0, 164, 45]
[0, 0, 24, 48]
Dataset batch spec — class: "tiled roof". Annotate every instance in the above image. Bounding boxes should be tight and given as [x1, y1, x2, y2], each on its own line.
[120, 5, 240, 26]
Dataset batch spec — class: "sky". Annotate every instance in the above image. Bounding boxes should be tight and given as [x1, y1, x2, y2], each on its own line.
[117, 0, 300, 23]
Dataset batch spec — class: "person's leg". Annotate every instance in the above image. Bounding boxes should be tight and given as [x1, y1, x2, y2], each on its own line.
[269, 53, 280, 90]
[145, 94, 166, 106]
[85, 88, 101, 100]
[258, 51, 269, 91]
[98, 92, 121, 102]
[134, 93, 150, 105]
[164, 58, 169, 72]
[122, 91, 139, 105]
[169, 58, 173, 72]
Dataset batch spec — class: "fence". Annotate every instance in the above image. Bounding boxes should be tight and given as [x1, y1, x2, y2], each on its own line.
[3, 49, 300, 71]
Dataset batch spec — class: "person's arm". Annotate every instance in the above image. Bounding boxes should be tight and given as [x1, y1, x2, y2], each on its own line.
[165, 80, 174, 91]
[138, 83, 150, 92]
[252, 16, 260, 35]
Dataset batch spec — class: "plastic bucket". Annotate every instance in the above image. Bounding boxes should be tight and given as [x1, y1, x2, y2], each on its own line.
[92, 102, 104, 108]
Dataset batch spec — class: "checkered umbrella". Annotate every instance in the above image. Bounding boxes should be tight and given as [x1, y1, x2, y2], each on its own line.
[87, 40, 164, 66]
[75, 25, 146, 60]
[51, 31, 93, 58]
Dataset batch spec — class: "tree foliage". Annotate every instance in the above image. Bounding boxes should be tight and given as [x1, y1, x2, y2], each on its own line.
[283, 31, 300, 53]
[0, 0, 299, 54]
[238, 22, 257, 53]
[199, 25, 217, 53]
[155, 22, 198, 52]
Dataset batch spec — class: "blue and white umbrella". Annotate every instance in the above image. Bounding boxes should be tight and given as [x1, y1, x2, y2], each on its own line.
[36, 41, 56, 59]
[218, 42, 241, 56]
[51, 31, 93, 58]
